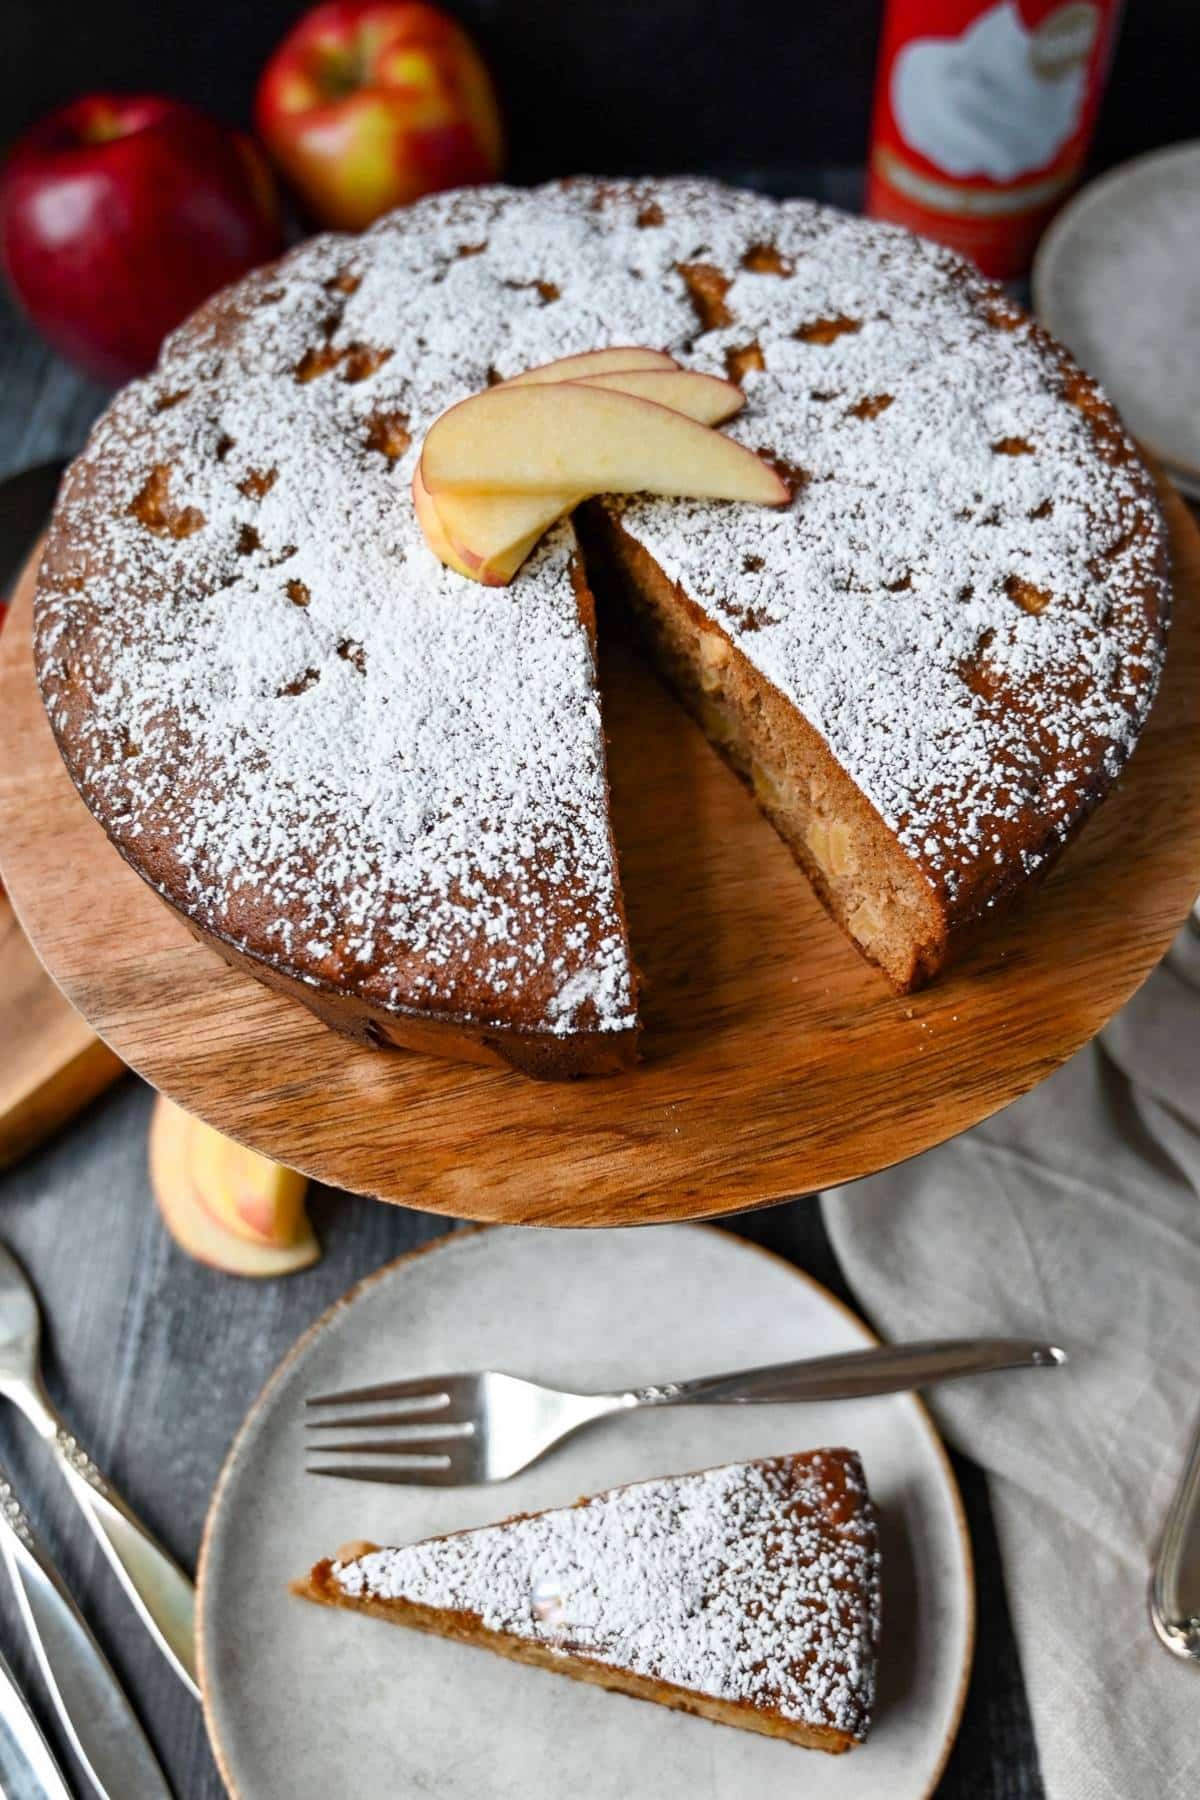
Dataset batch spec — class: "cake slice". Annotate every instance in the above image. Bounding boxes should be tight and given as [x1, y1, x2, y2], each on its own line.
[293, 1448, 881, 1754]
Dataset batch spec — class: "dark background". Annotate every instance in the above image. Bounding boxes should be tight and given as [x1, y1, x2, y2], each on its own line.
[3, 0, 1199, 181]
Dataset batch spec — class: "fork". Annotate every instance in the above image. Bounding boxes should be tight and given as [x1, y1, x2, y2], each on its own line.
[306, 1336, 1066, 1485]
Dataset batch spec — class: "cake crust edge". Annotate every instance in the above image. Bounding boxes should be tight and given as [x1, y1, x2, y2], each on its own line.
[292, 1555, 859, 1753]
[291, 1448, 880, 1756]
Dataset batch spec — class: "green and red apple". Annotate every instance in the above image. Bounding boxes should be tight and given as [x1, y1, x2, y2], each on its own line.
[255, 1, 504, 231]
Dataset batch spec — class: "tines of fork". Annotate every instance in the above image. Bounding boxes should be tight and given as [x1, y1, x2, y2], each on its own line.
[307, 1374, 477, 1482]
[307, 1431, 479, 1484]
[307, 1376, 467, 1411]
[308, 1456, 473, 1486]
[305, 1369, 622, 1485]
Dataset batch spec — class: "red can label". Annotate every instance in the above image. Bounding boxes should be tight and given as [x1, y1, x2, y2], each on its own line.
[866, 0, 1122, 278]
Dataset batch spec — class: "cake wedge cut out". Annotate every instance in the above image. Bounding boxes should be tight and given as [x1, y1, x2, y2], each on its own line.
[292, 1448, 881, 1755]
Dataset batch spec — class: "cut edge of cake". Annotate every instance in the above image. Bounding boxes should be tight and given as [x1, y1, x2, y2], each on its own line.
[578, 505, 950, 989]
[291, 1448, 882, 1756]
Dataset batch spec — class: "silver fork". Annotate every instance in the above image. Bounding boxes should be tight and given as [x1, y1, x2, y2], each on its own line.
[306, 1336, 1066, 1484]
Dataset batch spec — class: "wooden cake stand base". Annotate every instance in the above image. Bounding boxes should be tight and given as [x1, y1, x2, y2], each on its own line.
[3, 490, 1200, 1227]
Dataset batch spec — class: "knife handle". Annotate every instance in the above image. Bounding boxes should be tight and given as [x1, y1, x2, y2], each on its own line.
[3, 1378, 198, 1701]
[47, 1427, 199, 1701]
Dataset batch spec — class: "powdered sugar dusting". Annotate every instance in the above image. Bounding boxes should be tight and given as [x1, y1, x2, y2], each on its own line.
[35, 185, 669, 1038]
[35, 177, 1168, 1036]
[331, 1449, 881, 1741]
[600, 181, 1168, 907]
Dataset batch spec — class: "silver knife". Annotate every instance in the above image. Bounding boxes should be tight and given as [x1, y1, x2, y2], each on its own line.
[0, 1466, 172, 1800]
[0, 1647, 73, 1800]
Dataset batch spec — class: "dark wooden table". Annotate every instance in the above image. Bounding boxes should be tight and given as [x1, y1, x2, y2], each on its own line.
[0, 175, 1043, 1797]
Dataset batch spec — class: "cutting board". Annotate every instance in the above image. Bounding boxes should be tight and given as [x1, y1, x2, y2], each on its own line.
[0, 887, 122, 1168]
[2, 484, 1200, 1224]
[0, 461, 123, 1166]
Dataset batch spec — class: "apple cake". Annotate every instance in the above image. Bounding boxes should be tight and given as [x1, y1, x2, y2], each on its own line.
[33, 177, 1170, 1073]
[293, 1448, 882, 1754]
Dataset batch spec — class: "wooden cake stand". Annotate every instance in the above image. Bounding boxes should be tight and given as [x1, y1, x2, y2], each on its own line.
[2, 493, 1200, 1227]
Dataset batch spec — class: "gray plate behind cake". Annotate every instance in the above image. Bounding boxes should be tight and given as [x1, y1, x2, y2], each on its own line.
[1035, 140, 1200, 498]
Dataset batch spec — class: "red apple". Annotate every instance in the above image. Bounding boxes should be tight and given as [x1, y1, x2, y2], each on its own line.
[255, 1, 504, 232]
[0, 95, 284, 385]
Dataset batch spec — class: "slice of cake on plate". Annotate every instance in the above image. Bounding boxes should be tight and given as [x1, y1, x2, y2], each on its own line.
[293, 1448, 882, 1754]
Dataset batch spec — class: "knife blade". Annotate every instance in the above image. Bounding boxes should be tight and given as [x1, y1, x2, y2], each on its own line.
[0, 1646, 74, 1800]
[0, 1464, 172, 1800]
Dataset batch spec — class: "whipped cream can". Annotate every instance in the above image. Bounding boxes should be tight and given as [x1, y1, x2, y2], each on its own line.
[866, 0, 1123, 277]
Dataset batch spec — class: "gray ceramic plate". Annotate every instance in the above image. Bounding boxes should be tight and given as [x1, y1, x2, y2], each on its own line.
[198, 1226, 973, 1799]
[1034, 140, 1200, 498]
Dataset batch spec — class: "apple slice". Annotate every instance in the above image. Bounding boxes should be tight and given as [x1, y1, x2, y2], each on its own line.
[573, 368, 743, 417]
[434, 370, 747, 584]
[421, 383, 789, 504]
[438, 495, 561, 585]
[436, 491, 573, 585]
[149, 1095, 319, 1277]
[500, 346, 678, 387]
[412, 463, 480, 579]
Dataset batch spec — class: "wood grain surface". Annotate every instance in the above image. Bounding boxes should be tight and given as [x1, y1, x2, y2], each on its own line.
[1, 492, 1199, 1227]
[0, 888, 122, 1168]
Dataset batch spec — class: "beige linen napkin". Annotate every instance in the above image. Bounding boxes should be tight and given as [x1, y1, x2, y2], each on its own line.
[822, 921, 1200, 1800]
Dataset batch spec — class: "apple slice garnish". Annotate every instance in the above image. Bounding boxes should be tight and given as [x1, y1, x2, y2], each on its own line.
[435, 370, 747, 585]
[573, 368, 743, 415]
[437, 492, 558, 585]
[421, 381, 789, 504]
[412, 461, 479, 579]
[499, 346, 678, 387]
